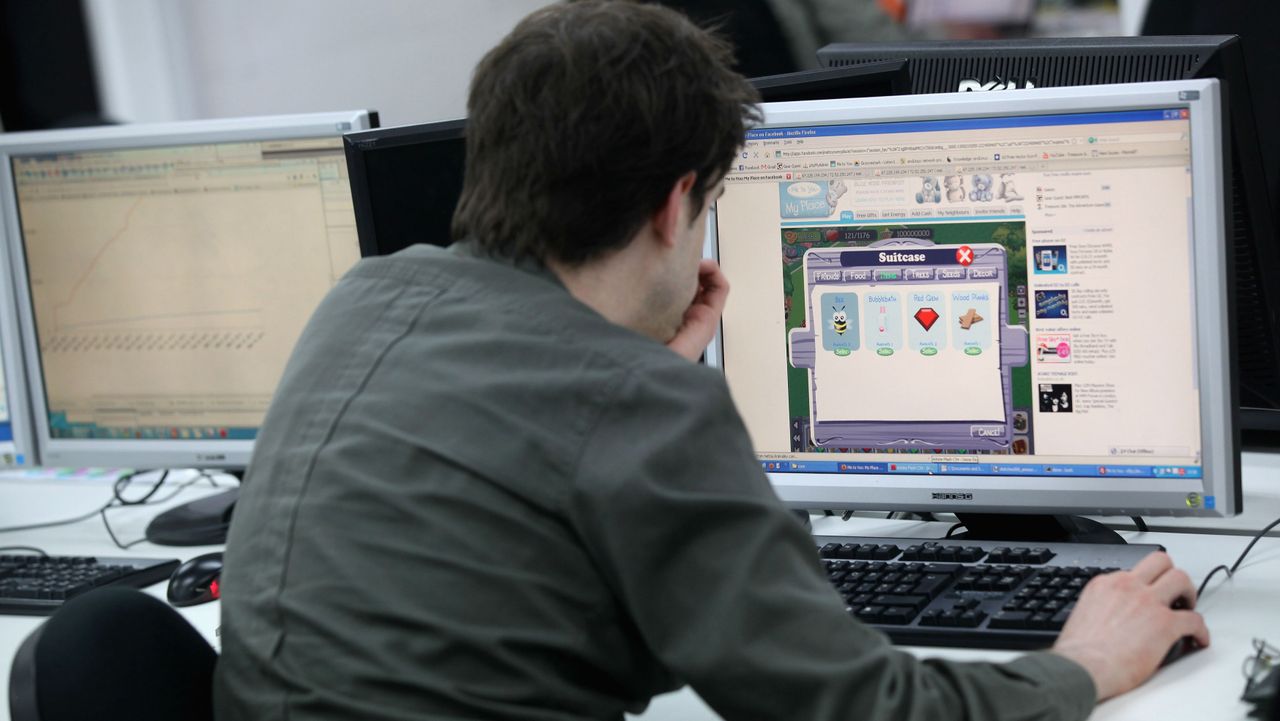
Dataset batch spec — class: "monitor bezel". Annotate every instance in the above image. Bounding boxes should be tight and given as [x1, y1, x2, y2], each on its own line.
[343, 118, 466, 258]
[0, 110, 376, 470]
[705, 80, 1239, 517]
[0, 196, 37, 467]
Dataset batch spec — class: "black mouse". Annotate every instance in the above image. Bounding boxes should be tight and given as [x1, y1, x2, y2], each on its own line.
[1161, 635, 1200, 667]
[167, 551, 223, 607]
[1160, 596, 1201, 667]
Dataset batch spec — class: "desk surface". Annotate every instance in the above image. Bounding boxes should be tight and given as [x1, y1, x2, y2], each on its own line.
[1, 476, 1278, 721]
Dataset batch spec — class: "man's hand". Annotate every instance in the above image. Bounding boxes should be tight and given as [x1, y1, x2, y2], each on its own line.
[667, 259, 729, 362]
[1051, 551, 1210, 701]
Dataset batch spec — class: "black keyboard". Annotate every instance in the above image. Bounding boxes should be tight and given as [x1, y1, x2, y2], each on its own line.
[0, 554, 180, 616]
[817, 535, 1161, 649]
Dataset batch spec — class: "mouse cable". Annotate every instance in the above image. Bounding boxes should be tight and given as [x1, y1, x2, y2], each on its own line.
[100, 471, 226, 550]
[112, 468, 171, 505]
[0, 469, 222, 537]
[0, 545, 48, 557]
[1196, 514, 1280, 599]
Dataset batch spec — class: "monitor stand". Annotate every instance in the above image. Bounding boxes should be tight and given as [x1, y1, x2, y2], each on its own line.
[144, 471, 242, 546]
[950, 513, 1125, 545]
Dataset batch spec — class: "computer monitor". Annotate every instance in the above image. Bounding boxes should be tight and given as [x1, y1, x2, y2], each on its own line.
[0, 111, 377, 471]
[344, 118, 466, 258]
[345, 64, 913, 260]
[0, 207, 36, 468]
[751, 61, 911, 104]
[817, 36, 1280, 436]
[707, 80, 1238, 539]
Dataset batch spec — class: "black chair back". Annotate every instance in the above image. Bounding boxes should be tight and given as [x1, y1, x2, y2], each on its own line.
[9, 587, 215, 721]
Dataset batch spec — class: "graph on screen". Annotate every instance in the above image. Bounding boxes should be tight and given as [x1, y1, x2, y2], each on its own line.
[11, 137, 360, 438]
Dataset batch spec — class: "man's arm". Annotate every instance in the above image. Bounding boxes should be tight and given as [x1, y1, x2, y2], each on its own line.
[567, 365, 1098, 721]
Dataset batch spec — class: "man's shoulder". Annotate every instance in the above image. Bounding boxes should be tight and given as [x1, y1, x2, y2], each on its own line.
[345, 244, 714, 380]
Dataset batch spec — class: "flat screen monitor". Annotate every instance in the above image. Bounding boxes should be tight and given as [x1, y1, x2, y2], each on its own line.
[344, 118, 465, 258]
[817, 36, 1280, 434]
[0, 110, 377, 469]
[345, 64, 913, 260]
[752, 61, 911, 104]
[0, 208, 36, 468]
[707, 80, 1239, 522]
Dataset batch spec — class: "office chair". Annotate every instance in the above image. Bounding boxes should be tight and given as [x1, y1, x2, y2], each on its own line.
[9, 588, 215, 721]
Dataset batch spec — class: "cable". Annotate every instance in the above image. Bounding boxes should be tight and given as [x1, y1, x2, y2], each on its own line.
[0, 469, 229, 541]
[1196, 514, 1280, 598]
[113, 469, 171, 505]
[0, 497, 117, 535]
[945, 521, 965, 538]
[98, 472, 229, 550]
[0, 545, 48, 557]
[1131, 516, 1149, 532]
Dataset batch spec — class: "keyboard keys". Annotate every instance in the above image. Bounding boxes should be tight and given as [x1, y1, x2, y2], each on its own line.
[818, 536, 1150, 647]
[880, 606, 917, 625]
[912, 573, 953, 598]
[0, 556, 180, 616]
[922, 563, 962, 575]
[870, 594, 928, 610]
[989, 610, 1031, 629]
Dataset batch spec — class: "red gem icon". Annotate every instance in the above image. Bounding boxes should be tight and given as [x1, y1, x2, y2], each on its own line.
[913, 306, 940, 331]
[956, 245, 974, 266]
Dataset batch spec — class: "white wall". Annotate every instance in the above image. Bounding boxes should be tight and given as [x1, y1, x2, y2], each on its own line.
[1119, 0, 1152, 35]
[86, 0, 1155, 128]
[85, 0, 550, 127]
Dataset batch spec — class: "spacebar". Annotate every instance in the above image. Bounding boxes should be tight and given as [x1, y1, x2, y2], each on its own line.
[870, 594, 928, 609]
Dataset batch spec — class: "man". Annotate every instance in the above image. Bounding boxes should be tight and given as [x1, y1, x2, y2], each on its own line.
[215, 2, 1209, 720]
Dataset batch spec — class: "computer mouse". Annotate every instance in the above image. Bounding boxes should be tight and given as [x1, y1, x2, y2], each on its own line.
[1160, 596, 1202, 667]
[166, 551, 223, 607]
[1161, 635, 1200, 667]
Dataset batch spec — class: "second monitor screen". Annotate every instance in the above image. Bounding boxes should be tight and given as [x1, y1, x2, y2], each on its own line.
[10, 137, 360, 440]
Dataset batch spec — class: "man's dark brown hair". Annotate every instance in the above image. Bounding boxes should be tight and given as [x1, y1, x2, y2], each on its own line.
[452, 0, 761, 265]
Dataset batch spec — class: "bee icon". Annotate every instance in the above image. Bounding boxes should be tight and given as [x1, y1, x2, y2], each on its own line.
[832, 306, 848, 335]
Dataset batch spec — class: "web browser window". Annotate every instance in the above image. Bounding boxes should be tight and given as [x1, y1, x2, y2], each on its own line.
[717, 108, 1205, 492]
[10, 137, 359, 441]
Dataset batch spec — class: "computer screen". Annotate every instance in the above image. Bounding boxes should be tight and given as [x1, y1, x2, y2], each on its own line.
[345, 65, 914, 261]
[707, 80, 1238, 518]
[817, 36, 1280, 435]
[344, 119, 465, 258]
[0, 111, 376, 469]
[751, 61, 911, 104]
[0, 215, 36, 468]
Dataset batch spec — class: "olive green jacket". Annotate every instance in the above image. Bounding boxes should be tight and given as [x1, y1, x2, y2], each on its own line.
[214, 242, 1095, 721]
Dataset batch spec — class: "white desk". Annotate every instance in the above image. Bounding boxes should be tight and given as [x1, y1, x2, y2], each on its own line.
[1, 479, 1278, 721]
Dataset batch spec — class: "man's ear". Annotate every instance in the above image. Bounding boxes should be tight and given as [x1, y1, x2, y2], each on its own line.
[652, 171, 698, 249]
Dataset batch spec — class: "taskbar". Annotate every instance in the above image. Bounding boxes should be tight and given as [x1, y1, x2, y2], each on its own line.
[759, 459, 1203, 480]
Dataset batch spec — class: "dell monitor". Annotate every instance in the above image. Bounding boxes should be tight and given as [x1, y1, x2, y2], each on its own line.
[707, 80, 1238, 540]
[0, 111, 376, 541]
[817, 36, 1280, 437]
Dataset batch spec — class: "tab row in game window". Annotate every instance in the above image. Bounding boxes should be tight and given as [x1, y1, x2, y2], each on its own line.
[820, 266, 999, 283]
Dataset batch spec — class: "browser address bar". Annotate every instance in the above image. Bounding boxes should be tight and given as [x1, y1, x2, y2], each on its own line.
[773, 132, 1184, 158]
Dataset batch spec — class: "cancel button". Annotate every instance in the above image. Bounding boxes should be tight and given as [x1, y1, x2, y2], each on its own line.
[971, 425, 1005, 438]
